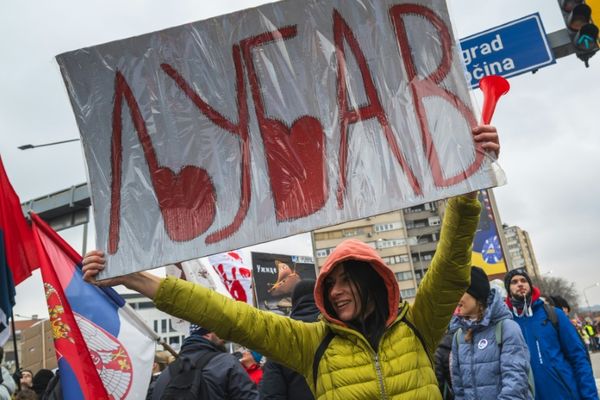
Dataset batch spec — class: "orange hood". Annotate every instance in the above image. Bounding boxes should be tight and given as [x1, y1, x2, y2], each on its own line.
[314, 239, 400, 327]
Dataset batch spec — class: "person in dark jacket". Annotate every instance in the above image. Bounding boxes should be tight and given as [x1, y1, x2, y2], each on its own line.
[151, 325, 258, 399]
[434, 331, 454, 400]
[451, 267, 532, 400]
[505, 268, 598, 400]
[40, 370, 61, 400]
[259, 280, 319, 400]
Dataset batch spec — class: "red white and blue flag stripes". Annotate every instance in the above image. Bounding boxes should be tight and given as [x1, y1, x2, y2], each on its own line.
[31, 212, 156, 399]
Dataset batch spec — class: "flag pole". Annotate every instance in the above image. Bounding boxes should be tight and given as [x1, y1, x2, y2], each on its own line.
[159, 340, 179, 359]
[10, 309, 21, 389]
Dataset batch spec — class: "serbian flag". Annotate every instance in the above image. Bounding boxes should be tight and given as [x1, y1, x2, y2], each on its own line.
[0, 156, 38, 285]
[31, 212, 156, 399]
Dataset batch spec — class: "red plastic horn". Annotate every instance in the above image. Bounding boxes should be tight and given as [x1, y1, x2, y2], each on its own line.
[479, 75, 510, 124]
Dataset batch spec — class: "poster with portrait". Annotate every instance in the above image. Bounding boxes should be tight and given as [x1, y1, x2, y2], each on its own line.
[251, 252, 317, 316]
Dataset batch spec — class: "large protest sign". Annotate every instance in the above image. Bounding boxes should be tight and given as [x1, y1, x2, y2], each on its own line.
[57, 0, 504, 278]
[251, 252, 316, 316]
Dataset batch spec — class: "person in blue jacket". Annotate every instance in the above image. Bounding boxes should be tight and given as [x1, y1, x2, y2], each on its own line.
[450, 266, 532, 400]
[505, 268, 599, 400]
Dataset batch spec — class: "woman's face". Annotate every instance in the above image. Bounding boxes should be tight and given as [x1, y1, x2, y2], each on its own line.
[326, 264, 362, 322]
[457, 292, 480, 320]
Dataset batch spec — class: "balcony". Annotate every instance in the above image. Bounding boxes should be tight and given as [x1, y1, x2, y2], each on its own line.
[403, 209, 437, 221]
[410, 241, 438, 254]
[406, 225, 440, 238]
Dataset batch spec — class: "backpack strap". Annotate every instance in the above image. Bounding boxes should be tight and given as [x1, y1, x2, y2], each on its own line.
[312, 330, 335, 389]
[495, 319, 504, 346]
[542, 303, 559, 331]
[402, 315, 433, 366]
[453, 328, 463, 348]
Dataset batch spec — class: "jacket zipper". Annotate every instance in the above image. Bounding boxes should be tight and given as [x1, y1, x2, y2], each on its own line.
[374, 353, 388, 400]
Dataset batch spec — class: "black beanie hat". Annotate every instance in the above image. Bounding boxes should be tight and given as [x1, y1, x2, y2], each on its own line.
[291, 279, 316, 306]
[32, 369, 54, 395]
[467, 266, 490, 303]
[504, 268, 533, 293]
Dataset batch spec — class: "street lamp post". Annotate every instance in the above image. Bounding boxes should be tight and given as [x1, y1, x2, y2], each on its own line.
[583, 282, 599, 312]
[18, 138, 79, 150]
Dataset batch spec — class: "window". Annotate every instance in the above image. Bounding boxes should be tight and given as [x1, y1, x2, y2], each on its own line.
[400, 288, 416, 298]
[153, 320, 158, 333]
[316, 248, 334, 258]
[376, 239, 406, 249]
[169, 320, 177, 332]
[138, 301, 154, 309]
[169, 336, 180, 345]
[428, 216, 441, 226]
[374, 222, 402, 233]
[161, 319, 167, 334]
[395, 271, 413, 281]
[384, 254, 411, 265]
[343, 228, 364, 237]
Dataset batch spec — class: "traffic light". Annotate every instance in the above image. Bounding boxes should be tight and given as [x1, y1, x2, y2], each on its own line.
[558, 0, 599, 66]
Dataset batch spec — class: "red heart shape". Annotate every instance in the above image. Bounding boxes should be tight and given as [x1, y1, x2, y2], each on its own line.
[261, 115, 327, 221]
[152, 165, 216, 241]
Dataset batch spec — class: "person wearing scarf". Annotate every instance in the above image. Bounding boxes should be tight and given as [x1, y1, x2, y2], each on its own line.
[504, 269, 598, 400]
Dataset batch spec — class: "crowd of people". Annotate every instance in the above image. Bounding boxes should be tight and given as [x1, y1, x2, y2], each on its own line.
[2, 125, 598, 399]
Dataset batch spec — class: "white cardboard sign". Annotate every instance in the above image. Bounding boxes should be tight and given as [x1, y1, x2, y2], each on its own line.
[57, 0, 502, 278]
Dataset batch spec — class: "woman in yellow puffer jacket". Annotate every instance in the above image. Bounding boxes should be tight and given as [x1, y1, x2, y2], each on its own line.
[83, 126, 499, 399]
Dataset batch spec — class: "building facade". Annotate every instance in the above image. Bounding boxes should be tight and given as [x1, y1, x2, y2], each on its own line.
[503, 224, 541, 280]
[121, 292, 186, 351]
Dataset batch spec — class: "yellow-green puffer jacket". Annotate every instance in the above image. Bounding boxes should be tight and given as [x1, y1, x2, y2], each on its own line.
[154, 195, 481, 399]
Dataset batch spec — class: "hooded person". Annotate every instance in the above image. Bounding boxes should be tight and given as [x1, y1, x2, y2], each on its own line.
[82, 192, 482, 399]
[504, 268, 598, 400]
[450, 266, 532, 400]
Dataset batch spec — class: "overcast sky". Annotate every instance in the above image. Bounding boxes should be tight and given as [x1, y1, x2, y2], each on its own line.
[2, 0, 598, 319]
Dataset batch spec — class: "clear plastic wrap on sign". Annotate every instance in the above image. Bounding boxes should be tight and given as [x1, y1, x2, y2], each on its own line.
[56, 0, 505, 278]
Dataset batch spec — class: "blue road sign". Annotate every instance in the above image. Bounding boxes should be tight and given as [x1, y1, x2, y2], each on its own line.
[459, 13, 555, 89]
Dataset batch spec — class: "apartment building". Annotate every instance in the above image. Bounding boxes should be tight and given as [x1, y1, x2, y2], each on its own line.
[503, 224, 541, 280]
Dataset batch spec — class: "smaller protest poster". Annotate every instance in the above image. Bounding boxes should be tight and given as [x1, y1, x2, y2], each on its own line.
[251, 252, 316, 316]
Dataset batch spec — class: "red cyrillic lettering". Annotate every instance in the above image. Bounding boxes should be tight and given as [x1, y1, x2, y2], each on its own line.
[333, 9, 422, 209]
[108, 71, 216, 253]
[390, 4, 482, 187]
[161, 44, 250, 244]
[241, 26, 328, 221]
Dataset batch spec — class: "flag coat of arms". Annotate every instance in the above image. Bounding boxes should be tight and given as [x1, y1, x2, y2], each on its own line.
[31, 213, 155, 399]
